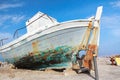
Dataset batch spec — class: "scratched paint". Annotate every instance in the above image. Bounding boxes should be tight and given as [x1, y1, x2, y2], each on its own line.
[14, 46, 75, 69]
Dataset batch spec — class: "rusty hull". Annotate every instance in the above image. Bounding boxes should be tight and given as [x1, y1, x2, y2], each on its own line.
[13, 46, 74, 69]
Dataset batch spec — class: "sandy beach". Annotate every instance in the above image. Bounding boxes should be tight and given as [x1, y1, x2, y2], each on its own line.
[0, 58, 120, 80]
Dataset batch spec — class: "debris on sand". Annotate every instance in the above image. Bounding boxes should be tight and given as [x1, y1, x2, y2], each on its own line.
[109, 55, 120, 66]
[0, 61, 15, 69]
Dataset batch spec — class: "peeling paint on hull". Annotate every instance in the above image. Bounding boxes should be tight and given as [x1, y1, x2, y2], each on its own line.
[14, 46, 73, 69]
[0, 6, 103, 72]
[0, 21, 88, 69]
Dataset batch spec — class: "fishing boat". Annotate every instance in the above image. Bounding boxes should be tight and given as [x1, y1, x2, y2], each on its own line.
[0, 6, 103, 70]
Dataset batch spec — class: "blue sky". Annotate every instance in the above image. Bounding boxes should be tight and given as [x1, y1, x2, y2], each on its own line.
[0, 0, 120, 58]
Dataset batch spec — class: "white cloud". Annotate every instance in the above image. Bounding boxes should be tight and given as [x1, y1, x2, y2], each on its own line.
[11, 15, 25, 23]
[111, 29, 120, 37]
[110, 1, 120, 8]
[0, 14, 26, 28]
[0, 15, 12, 27]
[0, 3, 23, 10]
[0, 15, 11, 21]
[101, 15, 120, 29]
[101, 15, 120, 37]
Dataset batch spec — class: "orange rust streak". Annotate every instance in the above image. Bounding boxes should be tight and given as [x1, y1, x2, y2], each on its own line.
[32, 41, 39, 54]
[83, 44, 97, 69]
[88, 21, 92, 28]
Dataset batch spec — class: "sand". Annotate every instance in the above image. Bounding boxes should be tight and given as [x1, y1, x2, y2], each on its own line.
[0, 58, 120, 80]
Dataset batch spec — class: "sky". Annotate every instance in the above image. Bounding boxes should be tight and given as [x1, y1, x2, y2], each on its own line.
[0, 0, 120, 60]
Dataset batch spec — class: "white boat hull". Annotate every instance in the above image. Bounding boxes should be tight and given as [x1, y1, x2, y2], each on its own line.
[0, 20, 89, 69]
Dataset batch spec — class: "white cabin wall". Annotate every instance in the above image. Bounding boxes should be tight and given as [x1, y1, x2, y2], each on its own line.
[26, 12, 59, 35]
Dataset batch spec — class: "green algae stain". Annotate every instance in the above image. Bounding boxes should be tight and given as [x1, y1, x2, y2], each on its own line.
[14, 46, 77, 69]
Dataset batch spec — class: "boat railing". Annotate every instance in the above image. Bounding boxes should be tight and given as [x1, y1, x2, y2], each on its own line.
[13, 26, 26, 39]
[13, 13, 56, 39]
[0, 38, 8, 47]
